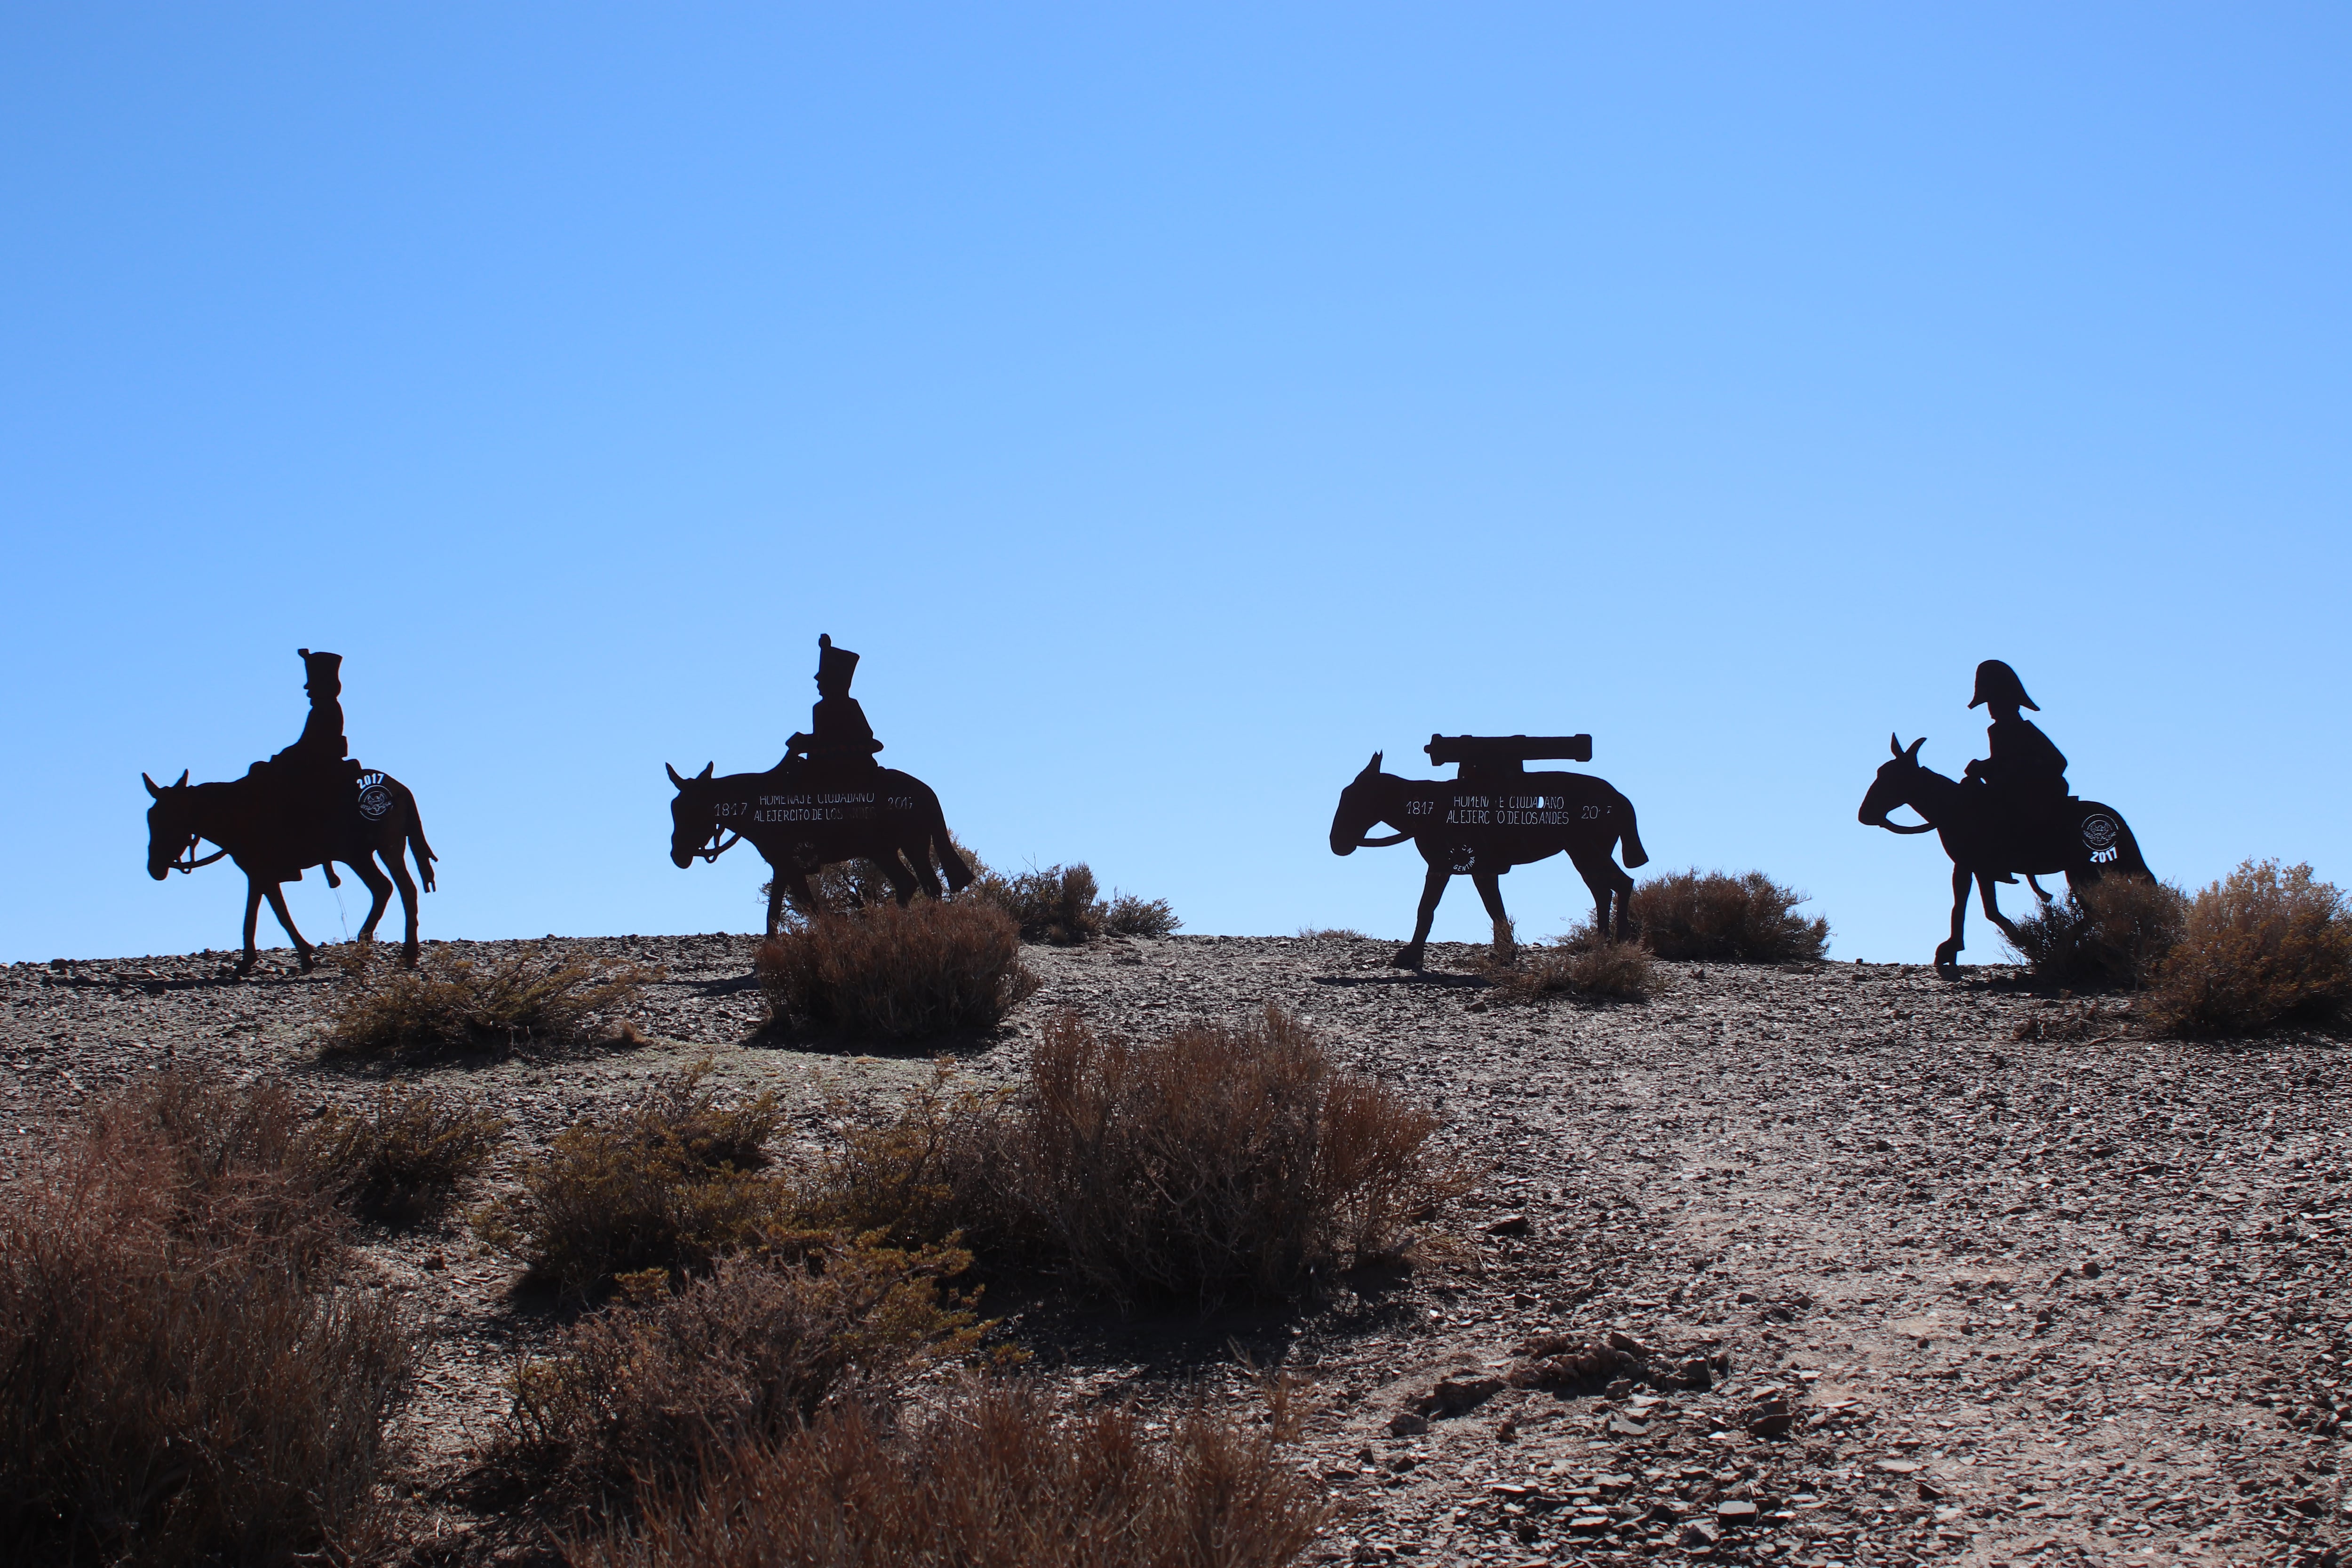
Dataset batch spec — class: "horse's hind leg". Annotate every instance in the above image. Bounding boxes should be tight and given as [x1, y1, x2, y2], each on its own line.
[381, 848, 421, 967]
[1471, 870, 1514, 963]
[350, 854, 394, 943]
[1394, 863, 1450, 970]
[1935, 863, 1970, 973]
[2026, 875, 2055, 905]
[262, 882, 315, 972]
[880, 852, 922, 907]
[1570, 848, 1635, 941]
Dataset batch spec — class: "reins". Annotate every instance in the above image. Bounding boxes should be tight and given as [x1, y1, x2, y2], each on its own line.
[696, 828, 743, 863]
[172, 837, 230, 873]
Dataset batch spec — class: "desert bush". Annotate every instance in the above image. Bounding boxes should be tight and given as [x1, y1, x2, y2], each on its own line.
[506, 1236, 980, 1504]
[571, 1379, 1328, 1568]
[472, 1060, 788, 1296]
[968, 860, 1182, 944]
[2149, 860, 2352, 1036]
[0, 1075, 412, 1566]
[1102, 891, 1182, 938]
[320, 942, 659, 1058]
[1489, 927, 1657, 1003]
[305, 1083, 509, 1227]
[796, 1066, 1009, 1249]
[1629, 870, 1829, 963]
[2003, 876, 2186, 989]
[877, 1008, 1466, 1306]
[755, 899, 1040, 1043]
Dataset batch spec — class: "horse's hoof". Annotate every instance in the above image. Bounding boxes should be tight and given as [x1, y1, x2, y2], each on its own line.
[1390, 948, 1425, 971]
[297, 955, 315, 973]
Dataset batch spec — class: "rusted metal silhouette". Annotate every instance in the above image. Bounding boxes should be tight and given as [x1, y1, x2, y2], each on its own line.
[1329, 734, 1650, 970]
[142, 651, 436, 975]
[667, 635, 971, 934]
[1859, 661, 2151, 973]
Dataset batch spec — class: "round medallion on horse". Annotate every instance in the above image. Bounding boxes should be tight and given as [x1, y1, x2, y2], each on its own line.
[1329, 732, 1650, 970]
[1858, 661, 2152, 974]
[665, 635, 974, 935]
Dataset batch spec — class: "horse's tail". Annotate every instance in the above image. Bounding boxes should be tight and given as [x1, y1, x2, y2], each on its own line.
[399, 783, 438, 892]
[930, 807, 974, 895]
[1616, 793, 1650, 869]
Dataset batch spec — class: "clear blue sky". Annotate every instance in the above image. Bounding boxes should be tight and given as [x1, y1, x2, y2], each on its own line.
[5, 6, 2346, 964]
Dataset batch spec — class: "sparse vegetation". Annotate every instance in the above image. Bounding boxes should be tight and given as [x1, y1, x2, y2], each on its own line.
[970, 860, 1180, 943]
[2004, 876, 2187, 989]
[1629, 870, 1829, 963]
[755, 899, 1039, 1042]
[1487, 925, 1658, 1003]
[570, 1379, 1328, 1568]
[305, 1083, 509, 1226]
[320, 942, 659, 1058]
[472, 1060, 787, 1296]
[504, 1237, 981, 1505]
[2150, 860, 2352, 1037]
[0, 1074, 413, 1566]
[819, 1009, 1465, 1307]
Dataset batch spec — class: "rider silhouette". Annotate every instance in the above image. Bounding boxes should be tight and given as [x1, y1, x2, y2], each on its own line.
[1962, 659, 2068, 844]
[250, 648, 359, 879]
[783, 634, 883, 772]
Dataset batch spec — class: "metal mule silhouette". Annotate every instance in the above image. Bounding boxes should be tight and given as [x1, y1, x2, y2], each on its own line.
[142, 650, 437, 975]
[1858, 661, 2150, 975]
[1329, 733, 1649, 970]
[665, 635, 973, 935]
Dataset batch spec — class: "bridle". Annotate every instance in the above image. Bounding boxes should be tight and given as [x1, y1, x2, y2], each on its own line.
[168, 834, 230, 873]
[692, 827, 743, 863]
[1873, 816, 1938, 836]
[1351, 830, 1413, 847]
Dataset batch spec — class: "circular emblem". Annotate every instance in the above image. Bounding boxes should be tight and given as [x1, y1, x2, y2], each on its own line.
[2080, 812, 2120, 852]
[357, 784, 394, 821]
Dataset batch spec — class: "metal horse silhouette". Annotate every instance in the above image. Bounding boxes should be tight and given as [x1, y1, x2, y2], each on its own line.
[143, 650, 437, 975]
[1330, 733, 1650, 970]
[1859, 660, 2150, 974]
[667, 635, 972, 935]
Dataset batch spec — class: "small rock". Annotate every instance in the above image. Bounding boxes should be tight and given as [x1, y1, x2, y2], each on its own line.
[1918, 1481, 1945, 1501]
[1678, 1521, 1719, 1547]
[1717, 1499, 1760, 1524]
[1386, 1412, 1429, 1437]
[423, 1250, 447, 1271]
[1875, 1459, 1923, 1475]
[1572, 1514, 1615, 1536]
[1606, 1412, 1652, 1437]
[1486, 1213, 1531, 1237]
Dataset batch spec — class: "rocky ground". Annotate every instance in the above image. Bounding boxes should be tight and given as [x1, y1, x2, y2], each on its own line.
[1, 932, 2345, 1568]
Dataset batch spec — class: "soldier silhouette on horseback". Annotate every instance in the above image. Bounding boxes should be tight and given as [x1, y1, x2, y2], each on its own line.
[1960, 659, 2069, 857]
[247, 648, 363, 880]
[782, 634, 883, 773]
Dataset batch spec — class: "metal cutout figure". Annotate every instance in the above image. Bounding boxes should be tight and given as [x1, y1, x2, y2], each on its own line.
[142, 650, 437, 975]
[1859, 661, 2151, 974]
[1329, 733, 1650, 970]
[667, 635, 973, 935]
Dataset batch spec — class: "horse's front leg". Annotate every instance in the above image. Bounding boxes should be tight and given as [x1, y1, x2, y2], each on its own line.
[1978, 872, 2023, 946]
[239, 876, 265, 975]
[262, 882, 315, 971]
[1935, 862, 1970, 974]
[1470, 870, 1513, 963]
[1393, 862, 1450, 970]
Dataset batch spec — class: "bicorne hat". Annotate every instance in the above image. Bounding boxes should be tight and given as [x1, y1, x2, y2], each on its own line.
[816, 633, 860, 688]
[1969, 659, 2037, 711]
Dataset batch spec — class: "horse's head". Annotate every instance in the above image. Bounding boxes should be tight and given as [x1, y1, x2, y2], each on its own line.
[143, 770, 194, 880]
[1859, 734, 1932, 830]
[1331, 751, 1412, 855]
[666, 761, 717, 868]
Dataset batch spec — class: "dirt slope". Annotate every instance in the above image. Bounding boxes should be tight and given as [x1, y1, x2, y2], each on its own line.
[2, 932, 2344, 1568]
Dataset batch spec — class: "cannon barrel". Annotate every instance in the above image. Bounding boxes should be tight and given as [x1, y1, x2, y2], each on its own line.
[1426, 733, 1593, 768]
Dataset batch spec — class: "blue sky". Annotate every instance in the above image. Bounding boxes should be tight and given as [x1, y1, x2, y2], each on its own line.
[4, 5, 2346, 963]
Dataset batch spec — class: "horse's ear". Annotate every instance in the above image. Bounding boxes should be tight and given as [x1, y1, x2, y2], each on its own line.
[1367, 750, 1383, 773]
[174, 770, 188, 788]
[666, 762, 687, 787]
[1905, 736, 1926, 762]
[143, 772, 162, 799]
[1889, 732, 1902, 759]
[698, 762, 714, 780]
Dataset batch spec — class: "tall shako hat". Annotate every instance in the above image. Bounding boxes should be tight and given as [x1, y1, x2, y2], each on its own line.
[1969, 659, 2036, 711]
[816, 634, 859, 688]
[297, 648, 344, 689]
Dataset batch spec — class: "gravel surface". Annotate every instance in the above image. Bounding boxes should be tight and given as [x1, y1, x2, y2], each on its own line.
[2, 932, 2345, 1568]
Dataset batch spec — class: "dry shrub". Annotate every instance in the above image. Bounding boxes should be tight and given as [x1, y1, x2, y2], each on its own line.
[1629, 869, 1829, 963]
[2150, 860, 2352, 1036]
[797, 1066, 1009, 1249]
[1489, 928, 1657, 1003]
[472, 1060, 787, 1296]
[912, 1009, 1465, 1306]
[506, 1237, 980, 1505]
[307, 1083, 509, 1227]
[321, 942, 660, 1058]
[755, 899, 1039, 1043]
[571, 1379, 1327, 1568]
[0, 1074, 412, 1566]
[968, 860, 1183, 944]
[2003, 876, 2186, 988]
[1102, 891, 1182, 939]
